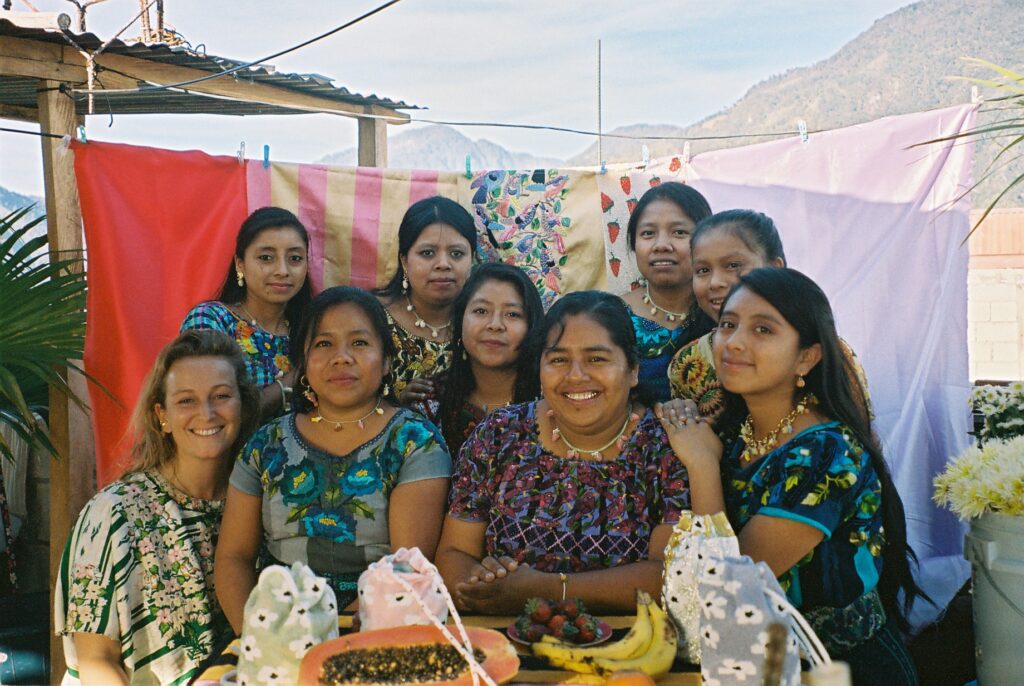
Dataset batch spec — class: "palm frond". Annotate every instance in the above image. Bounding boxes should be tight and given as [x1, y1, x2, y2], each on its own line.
[0, 207, 97, 462]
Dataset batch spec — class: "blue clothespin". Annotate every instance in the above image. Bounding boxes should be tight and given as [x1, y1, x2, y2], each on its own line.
[263, 144, 270, 169]
[75, 125, 87, 144]
[599, 160, 607, 175]
[797, 120, 808, 144]
[465, 154, 472, 179]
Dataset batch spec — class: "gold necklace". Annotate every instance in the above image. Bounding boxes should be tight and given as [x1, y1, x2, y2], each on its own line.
[405, 297, 451, 339]
[551, 404, 636, 460]
[739, 394, 817, 463]
[311, 397, 385, 432]
[642, 283, 690, 323]
[236, 303, 289, 334]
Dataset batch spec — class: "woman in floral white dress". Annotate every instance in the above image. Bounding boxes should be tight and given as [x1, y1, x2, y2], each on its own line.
[55, 330, 259, 685]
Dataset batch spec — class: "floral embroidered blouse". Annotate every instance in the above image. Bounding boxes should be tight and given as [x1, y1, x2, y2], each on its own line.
[181, 301, 292, 387]
[383, 309, 452, 399]
[230, 409, 452, 606]
[722, 423, 885, 612]
[668, 332, 875, 421]
[629, 312, 709, 403]
[448, 402, 690, 573]
[55, 471, 229, 686]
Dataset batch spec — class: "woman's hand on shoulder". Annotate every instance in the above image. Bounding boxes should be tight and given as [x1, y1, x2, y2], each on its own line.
[656, 400, 723, 470]
[398, 377, 436, 405]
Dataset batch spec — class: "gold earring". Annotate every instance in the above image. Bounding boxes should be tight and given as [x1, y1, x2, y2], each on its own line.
[796, 374, 806, 388]
[236, 270, 244, 287]
[382, 384, 390, 397]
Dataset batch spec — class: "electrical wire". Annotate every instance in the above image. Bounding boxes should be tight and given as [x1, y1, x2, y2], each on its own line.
[86, 0, 405, 96]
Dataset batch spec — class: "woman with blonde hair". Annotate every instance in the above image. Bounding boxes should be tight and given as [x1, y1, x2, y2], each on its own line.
[55, 330, 259, 685]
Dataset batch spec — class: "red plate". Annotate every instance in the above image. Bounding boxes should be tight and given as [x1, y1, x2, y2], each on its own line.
[507, 620, 613, 647]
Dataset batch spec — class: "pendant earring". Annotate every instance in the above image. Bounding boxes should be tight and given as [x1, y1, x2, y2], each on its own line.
[796, 374, 806, 388]
[236, 271, 245, 288]
[462, 349, 468, 361]
[382, 384, 390, 397]
[301, 375, 318, 406]
[401, 275, 409, 294]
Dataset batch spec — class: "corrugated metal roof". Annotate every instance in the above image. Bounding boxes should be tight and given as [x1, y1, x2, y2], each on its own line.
[0, 18, 421, 116]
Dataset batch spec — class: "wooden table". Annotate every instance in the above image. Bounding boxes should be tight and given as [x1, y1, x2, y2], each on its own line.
[193, 614, 701, 685]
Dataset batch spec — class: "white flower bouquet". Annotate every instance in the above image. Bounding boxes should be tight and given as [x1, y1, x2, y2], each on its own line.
[934, 434, 1024, 520]
[972, 382, 1024, 443]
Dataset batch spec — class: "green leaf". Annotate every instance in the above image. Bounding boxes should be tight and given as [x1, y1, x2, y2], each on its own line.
[558, 256, 568, 266]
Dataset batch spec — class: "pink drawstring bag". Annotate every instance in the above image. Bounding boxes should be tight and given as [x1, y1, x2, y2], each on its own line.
[357, 547, 450, 631]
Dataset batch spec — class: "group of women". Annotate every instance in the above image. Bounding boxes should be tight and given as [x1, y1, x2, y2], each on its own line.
[55, 187, 922, 686]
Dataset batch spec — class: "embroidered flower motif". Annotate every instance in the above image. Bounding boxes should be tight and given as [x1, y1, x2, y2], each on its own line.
[289, 635, 317, 659]
[240, 635, 262, 661]
[281, 464, 320, 505]
[735, 604, 764, 625]
[701, 625, 720, 650]
[256, 665, 288, 685]
[249, 608, 279, 630]
[341, 459, 380, 497]
[302, 507, 355, 543]
[750, 630, 769, 655]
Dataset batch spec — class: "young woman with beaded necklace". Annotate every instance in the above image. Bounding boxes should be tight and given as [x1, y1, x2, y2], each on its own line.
[181, 207, 312, 422]
[618, 183, 715, 402]
[215, 287, 452, 631]
[659, 268, 923, 686]
[375, 196, 477, 403]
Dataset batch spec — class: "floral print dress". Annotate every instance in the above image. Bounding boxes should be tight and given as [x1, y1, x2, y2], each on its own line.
[629, 312, 708, 403]
[181, 301, 292, 387]
[448, 402, 690, 573]
[722, 422, 888, 652]
[230, 409, 452, 607]
[55, 471, 229, 686]
[383, 309, 452, 399]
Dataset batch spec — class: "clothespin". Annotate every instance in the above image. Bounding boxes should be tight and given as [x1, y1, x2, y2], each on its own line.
[465, 154, 472, 179]
[237, 141, 245, 166]
[797, 120, 808, 144]
[263, 144, 270, 169]
[641, 144, 650, 168]
[682, 141, 691, 166]
[75, 125, 87, 144]
[599, 160, 607, 175]
[971, 86, 983, 104]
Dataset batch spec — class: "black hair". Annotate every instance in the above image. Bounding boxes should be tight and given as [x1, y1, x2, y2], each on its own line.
[528, 290, 655, 407]
[690, 209, 787, 267]
[292, 286, 397, 413]
[715, 268, 926, 629]
[438, 263, 543, 452]
[376, 196, 478, 300]
[215, 206, 313, 347]
[626, 182, 712, 251]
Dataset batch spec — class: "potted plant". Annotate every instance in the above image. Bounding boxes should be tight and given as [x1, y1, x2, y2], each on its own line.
[933, 383, 1024, 686]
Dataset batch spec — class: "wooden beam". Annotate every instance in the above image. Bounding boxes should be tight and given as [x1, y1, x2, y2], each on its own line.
[0, 102, 38, 122]
[0, 36, 410, 123]
[38, 78, 93, 685]
[358, 114, 388, 167]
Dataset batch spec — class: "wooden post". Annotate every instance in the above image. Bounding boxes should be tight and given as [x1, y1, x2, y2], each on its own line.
[357, 115, 388, 168]
[37, 79, 94, 684]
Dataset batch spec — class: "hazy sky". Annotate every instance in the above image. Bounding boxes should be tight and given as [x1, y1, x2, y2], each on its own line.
[1, 0, 915, 196]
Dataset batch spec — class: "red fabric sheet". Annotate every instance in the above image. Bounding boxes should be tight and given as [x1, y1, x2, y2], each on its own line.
[74, 141, 248, 485]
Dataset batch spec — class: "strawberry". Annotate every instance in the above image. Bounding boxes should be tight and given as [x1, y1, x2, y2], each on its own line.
[524, 598, 553, 624]
[573, 614, 595, 630]
[619, 175, 631, 195]
[609, 257, 621, 277]
[577, 627, 596, 643]
[668, 157, 682, 172]
[607, 221, 621, 244]
[523, 623, 549, 643]
[649, 176, 661, 187]
[626, 198, 638, 214]
[515, 615, 533, 635]
[600, 192, 614, 213]
[558, 598, 584, 619]
[547, 615, 567, 633]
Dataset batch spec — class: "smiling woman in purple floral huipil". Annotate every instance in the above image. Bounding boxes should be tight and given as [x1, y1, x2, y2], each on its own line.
[436, 291, 690, 615]
[214, 287, 451, 634]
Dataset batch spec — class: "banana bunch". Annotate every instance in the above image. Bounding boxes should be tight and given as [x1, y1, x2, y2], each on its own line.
[531, 590, 678, 679]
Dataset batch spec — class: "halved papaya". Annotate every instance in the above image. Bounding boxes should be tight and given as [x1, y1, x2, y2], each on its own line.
[298, 625, 520, 686]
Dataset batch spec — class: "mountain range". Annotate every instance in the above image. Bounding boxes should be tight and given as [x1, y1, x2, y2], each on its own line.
[319, 0, 1024, 207]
